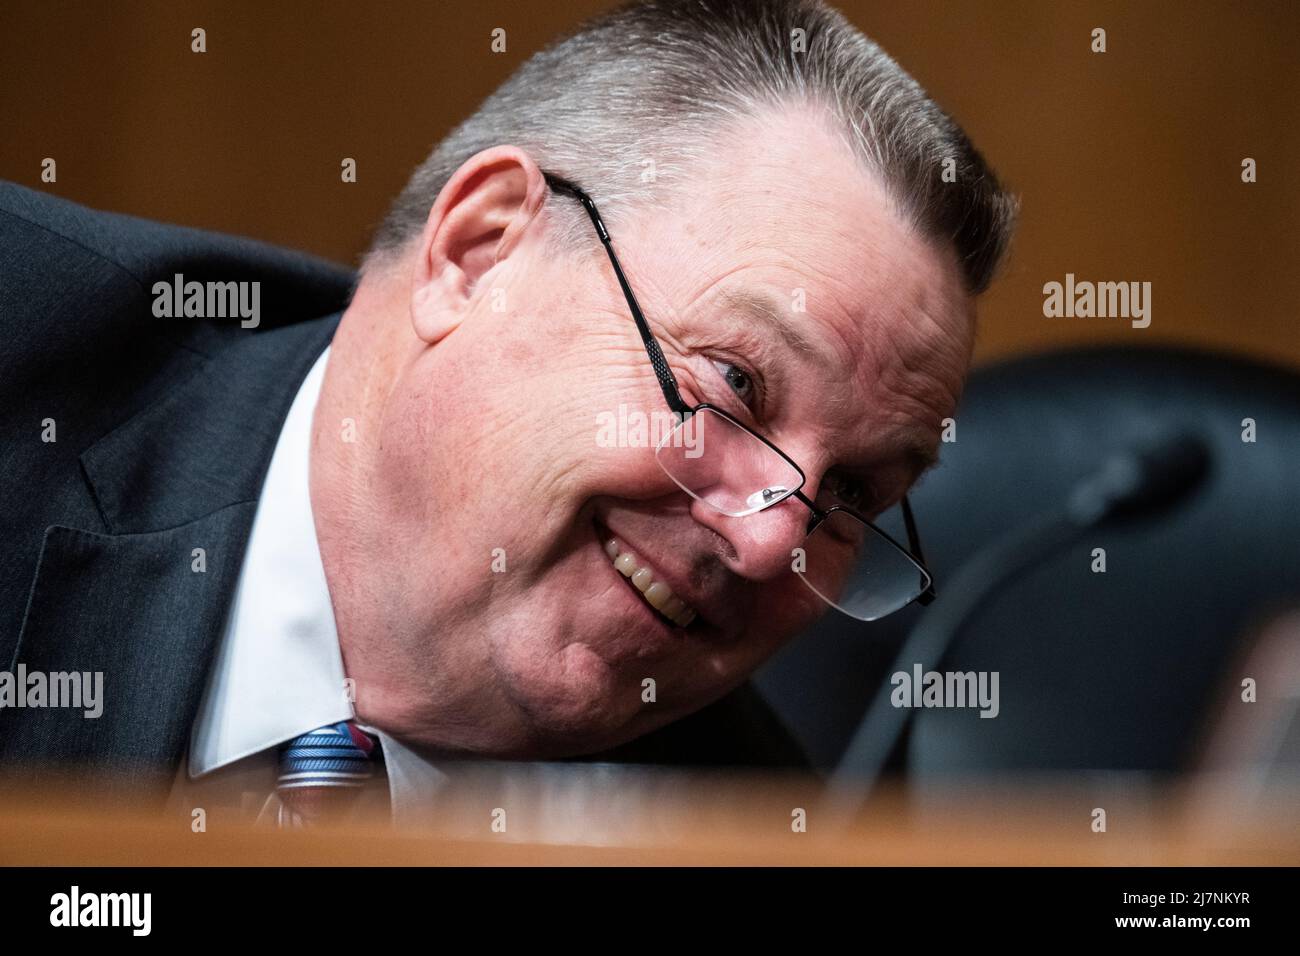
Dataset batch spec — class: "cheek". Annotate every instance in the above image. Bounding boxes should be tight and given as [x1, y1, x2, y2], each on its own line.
[586, 442, 681, 503]
[492, 629, 642, 734]
[755, 577, 825, 640]
[378, 316, 693, 572]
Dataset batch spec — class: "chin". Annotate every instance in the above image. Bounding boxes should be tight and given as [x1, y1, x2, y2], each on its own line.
[477, 498, 742, 755]
[491, 630, 675, 758]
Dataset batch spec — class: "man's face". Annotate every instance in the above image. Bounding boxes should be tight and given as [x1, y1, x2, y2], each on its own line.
[347, 107, 973, 757]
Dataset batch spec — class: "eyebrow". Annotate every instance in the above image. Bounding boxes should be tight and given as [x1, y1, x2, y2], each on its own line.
[897, 435, 941, 477]
[714, 287, 840, 366]
[713, 286, 942, 479]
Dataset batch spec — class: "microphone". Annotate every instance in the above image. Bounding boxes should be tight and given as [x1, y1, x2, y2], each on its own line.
[1066, 432, 1212, 526]
[822, 431, 1213, 824]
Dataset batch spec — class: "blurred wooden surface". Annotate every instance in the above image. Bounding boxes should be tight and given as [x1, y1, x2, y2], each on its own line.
[2, 770, 1296, 865]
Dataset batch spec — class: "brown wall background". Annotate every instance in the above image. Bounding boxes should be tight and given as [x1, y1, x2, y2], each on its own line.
[2, 0, 1296, 368]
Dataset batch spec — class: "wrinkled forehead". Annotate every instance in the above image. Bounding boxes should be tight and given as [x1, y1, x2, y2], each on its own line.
[626, 105, 974, 406]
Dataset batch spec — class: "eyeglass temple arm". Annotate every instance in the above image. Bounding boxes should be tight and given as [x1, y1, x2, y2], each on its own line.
[901, 495, 937, 604]
[543, 172, 692, 417]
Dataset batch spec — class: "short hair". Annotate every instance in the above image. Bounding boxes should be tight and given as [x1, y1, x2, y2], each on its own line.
[364, 0, 1017, 295]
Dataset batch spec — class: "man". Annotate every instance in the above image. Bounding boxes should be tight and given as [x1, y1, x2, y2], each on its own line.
[0, 0, 1015, 825]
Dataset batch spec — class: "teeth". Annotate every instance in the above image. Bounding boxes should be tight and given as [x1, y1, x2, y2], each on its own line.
[603, 536, 699, 628]
[643, 582, 673, 610]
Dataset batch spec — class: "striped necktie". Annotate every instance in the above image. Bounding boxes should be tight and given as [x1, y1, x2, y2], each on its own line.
[273, 721, 381, 828]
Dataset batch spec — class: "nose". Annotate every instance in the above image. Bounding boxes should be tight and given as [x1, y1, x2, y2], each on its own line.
[689, 491, 810, 582]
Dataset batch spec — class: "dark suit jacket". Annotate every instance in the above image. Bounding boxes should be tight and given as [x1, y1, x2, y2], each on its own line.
[0, 182, 807, 798]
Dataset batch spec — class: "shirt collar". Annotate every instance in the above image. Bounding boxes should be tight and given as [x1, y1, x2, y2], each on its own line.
[187, 346, 352, 778]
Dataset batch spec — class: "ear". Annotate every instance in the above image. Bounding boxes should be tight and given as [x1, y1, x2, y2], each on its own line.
[409, 146, 549, 345]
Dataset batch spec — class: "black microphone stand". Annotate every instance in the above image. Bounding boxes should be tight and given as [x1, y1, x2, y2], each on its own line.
[821, 433, 1212, 828]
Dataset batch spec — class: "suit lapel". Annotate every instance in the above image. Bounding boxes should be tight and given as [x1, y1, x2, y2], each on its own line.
[0, 513, 252, 789]
[1, 314, 340, 788]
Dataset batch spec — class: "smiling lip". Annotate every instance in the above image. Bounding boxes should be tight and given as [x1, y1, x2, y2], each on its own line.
[592, 520, 700, 630]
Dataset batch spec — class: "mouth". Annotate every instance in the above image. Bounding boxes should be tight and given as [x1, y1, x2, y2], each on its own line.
[593, 521, 700, 630]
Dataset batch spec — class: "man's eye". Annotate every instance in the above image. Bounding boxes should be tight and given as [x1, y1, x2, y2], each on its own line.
[711, 359, 757, 407]
[822, 471, 873, 511]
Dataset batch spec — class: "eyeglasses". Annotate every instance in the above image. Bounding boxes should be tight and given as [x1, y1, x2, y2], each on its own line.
[543, 171, 937, 622]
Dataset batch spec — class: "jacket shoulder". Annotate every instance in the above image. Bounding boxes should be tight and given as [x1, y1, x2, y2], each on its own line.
[0, 180, 355, 325]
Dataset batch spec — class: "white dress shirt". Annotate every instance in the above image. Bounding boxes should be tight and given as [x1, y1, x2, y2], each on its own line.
[169, 345, 448, 826]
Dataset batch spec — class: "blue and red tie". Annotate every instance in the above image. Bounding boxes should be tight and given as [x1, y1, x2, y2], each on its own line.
[273, 721, 380, 827]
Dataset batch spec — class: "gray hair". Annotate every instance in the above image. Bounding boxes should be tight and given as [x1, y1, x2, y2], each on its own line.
[364, 0, 1017, 295]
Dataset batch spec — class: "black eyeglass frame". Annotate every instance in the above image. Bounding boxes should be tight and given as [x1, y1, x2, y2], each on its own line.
[543, 171, 937, 610]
